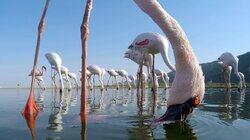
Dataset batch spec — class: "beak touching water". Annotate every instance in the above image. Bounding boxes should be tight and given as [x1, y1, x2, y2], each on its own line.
[154, 96, 200, 122]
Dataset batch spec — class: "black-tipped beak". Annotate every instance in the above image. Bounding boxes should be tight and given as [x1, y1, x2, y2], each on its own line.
[128, 44, 133, 49]
[154, 97, 198, 122]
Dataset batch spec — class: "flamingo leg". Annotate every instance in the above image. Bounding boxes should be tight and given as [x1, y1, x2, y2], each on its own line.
[36, 80, 43, 90]
[137, 65, 141, 93]
[66, 75, 72, 91]
[106, 76, 111, 90]
[74, 79, 79, 89]
[151, 54, 156, 94]
[98, 75, 104, 91]
[126, 76, 131, 90]
[57, 65, 64, 94]
[114, 76, 119, 90]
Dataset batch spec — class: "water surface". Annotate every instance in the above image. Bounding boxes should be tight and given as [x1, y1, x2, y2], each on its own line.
[0, 88, 250, 140]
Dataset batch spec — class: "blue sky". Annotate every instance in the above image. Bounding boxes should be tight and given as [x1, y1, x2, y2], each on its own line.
[0, 0, 249, 87]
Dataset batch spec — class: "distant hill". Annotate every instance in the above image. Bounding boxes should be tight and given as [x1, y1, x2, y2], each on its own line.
[168, 52, 250, 83]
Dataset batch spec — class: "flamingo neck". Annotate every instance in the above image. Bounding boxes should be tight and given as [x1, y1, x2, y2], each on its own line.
[134, 0, 205, 106]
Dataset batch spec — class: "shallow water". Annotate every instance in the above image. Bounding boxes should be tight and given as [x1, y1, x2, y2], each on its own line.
[0, 88, 250, 140]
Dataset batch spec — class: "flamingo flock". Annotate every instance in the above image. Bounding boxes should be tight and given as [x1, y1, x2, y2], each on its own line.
[23, 1, 249, 136]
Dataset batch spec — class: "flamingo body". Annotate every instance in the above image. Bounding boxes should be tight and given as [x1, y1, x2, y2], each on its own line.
[45, 52, 64, 92]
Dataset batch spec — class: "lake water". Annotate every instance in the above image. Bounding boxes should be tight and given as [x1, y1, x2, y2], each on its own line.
[0, 88, 250, 140]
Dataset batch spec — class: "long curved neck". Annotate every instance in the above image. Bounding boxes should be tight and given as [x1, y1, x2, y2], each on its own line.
[133, 0, 199, 70]
[134, 0, 205, 105]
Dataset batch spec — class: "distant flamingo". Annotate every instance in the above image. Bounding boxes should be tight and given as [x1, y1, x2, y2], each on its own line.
[218, 61, 246, 89]
[79, 69, 93, 90]
[154, 68, 169, 90]
[128, 75, 136, 87]
[29, 66, 46, 90]
[116, 70, 131, 90]
[133, 0, 204, 121]
[87, 65, 105, 91]
[29, 66, 46, 77]
[218, 52, 243, 91]
[68, 72, 79, 89]
[106, 69, 119, 90]
[60, 65, 72, 91]
[45, 52, 64, 93]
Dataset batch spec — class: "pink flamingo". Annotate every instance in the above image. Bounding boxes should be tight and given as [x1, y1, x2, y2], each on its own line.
[29, 66, 46, 90]
[133, 0, 205, 121]
[218, 52, 244, 91]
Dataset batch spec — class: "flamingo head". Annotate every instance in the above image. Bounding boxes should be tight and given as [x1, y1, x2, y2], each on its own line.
[155, 96, 200, 122]
[124, 49, 143, 62]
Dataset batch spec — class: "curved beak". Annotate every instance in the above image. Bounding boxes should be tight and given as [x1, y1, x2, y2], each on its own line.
[154, 97, 199, 122]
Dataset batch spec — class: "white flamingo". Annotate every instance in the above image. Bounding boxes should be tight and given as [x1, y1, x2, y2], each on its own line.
[128, 75, 136, 87]
[68, 72, 79, 89]
[79, 69, 93, 90]
[45, 52, 64, 93]
[128, 33, 175, 91]
[106, 69, 119, 90]
[133, 0, 205, 121]
[128, 32, 176, 72]
[29, 66, 46, 90]
[116, 69, 131, 90]
[218, 52, 244, 91]
[60, 66, 72, 91]
[218, 62, 246, 89]
[87, 65, 105, 90]
[154, 68, 169, 90]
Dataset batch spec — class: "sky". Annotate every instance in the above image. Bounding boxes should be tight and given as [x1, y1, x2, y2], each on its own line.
[0, 0, 249, 87]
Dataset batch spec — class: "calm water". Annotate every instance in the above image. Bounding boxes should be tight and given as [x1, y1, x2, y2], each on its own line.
[0, 88, 250, 140]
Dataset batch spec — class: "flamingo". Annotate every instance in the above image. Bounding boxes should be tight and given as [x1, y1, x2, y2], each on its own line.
[79, 69, 93, 90]
[128, 33, 176, 71]
[154, 68, 169, 90]
[87, 65, 105, 91]
[45, 52, 64, 93]
[218, 52, 243, 91]
[106, 69, 119, 90]
[29, 66, 46, 90]
[60, 65, 72, 91]
[29, 66, 46, 77]
[128, 75, 136, 88]
[218, 62, 246, 89]
[68, 72, 79, 89]
[133, 0, 205, 121]
[116, 69, 131, 90]
[128, 33, 176, 91]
